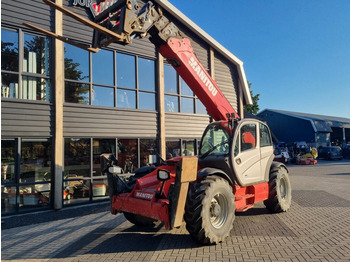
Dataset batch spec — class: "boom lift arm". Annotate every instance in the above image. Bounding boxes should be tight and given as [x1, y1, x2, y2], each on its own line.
[25, 0, 239, 121]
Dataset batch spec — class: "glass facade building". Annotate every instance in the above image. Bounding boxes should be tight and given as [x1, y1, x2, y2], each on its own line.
[1, 0, 247, 214]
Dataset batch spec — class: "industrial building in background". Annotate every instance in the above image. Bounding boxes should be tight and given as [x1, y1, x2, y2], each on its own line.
[258, 109, 350, 148]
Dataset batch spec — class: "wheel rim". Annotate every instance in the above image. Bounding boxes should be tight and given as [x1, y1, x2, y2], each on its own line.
[280, 177, 287, 199]
[209, 193, 228, 229]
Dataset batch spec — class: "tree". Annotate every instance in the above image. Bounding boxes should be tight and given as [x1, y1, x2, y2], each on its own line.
[244, 81, 260, 115]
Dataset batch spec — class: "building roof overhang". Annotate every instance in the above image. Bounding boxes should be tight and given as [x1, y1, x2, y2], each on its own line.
[154, 0, 253, 105]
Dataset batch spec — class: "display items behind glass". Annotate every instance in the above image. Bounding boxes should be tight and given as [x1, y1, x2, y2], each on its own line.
[1, 138, 52, 213]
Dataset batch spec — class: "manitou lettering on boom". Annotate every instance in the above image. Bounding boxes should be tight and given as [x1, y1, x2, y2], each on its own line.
[189, 57, 218, 97]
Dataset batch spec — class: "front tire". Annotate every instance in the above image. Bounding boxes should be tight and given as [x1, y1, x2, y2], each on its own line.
[184, 176, 235, 245]
[264, 167, 292, 212]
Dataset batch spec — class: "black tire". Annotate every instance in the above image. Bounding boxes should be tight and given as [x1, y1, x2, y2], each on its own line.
[123, 212, 157, 227]
[184, 176, 235, 245]
[264, 167, 292, 212]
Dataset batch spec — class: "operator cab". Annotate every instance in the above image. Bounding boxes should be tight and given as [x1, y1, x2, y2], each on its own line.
[199, 119, 274, 187]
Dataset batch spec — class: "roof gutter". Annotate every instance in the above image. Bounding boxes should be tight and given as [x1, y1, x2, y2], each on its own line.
[154, 0, 253, 105]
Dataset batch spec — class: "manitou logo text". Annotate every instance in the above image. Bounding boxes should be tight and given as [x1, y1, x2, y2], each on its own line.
[135, 192, 154, 200]
[189, 57, 218, 97]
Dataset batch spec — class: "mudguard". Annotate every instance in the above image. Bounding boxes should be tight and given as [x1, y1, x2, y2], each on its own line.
[197, 167, 234, 185]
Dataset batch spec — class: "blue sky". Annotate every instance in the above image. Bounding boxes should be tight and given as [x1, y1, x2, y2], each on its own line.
[168, 0, 350, 118]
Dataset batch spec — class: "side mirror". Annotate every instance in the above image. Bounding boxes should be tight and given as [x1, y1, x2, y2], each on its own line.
[157, 169, 170, 181]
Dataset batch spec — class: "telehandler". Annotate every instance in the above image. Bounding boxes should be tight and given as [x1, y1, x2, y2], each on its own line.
[24, 0, 292, 244]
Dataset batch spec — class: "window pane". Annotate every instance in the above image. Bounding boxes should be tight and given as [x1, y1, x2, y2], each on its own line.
[2, 186, 17, 213]
[93, 139, 116, 177]
[21, 77, 51, 101]
[92, 49, 113, 85]
[140, 139, 157, 167]
[1, 29, 19, 71]
[139, 92, 155, 110]
[118, 139, 138, 173]
[1, 73, 18, 98]
[117, 53, 135, 89]
[64, 179, 90, 205]
[166, 140, 180, 159]
[138, 58, 155, 91]
[241, 124, 257, 151]
[1, 139, 16, 183]
[64, 43, 89, 81]
[260, 123, 272, 147]
[196, 98, 207, 114]
[92, 85, 114, 107]
[180, 78, 193, 96]
[23, 34, 51, 75]
[181, 97, 194, 113]
[20, 138, 52, 183]
[165, 95, 178, 112]
[64, 138, 91, 178]
[164, 64, 177, 93]
[65, 81, 90, 104]
[182, 140, 195, 156]
[117, 89, 136, 108]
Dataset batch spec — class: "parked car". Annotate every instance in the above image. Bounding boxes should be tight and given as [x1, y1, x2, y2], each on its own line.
[273, 147, 290, 163]
[343, 145, 350, 159]
[318, 146, 343, 160]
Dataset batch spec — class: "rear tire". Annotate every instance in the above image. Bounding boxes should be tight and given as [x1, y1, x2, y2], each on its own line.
[184, 176, 235, 245]
[264, 167, 292, 212]
[123, 212, 157, 227]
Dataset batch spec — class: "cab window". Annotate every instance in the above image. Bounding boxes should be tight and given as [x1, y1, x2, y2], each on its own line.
[260, 123, 272, 147]
[240, 124, 257, 152]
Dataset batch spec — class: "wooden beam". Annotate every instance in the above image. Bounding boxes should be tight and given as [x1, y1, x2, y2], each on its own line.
[42, 0, 126, 42]
[23, 22, 99, 53]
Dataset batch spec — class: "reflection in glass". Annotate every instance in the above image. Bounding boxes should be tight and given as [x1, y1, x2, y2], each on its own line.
[165, 95, 178, 112]
[164, 64, 177, 93]
[93, 139, 116, 177]
[1, 73, 18, 98]
[117, 53, 135, 89]
[22, 77, 51, 101]
[92, 49, 113, 85]
[181, 97, 194, 113]
[182, 140, 195, 156]
[118, 139, 138, 173]
[166, 140, 180, 159]
[64, 43, 89, 81]
[140, 139, 157, 167]
[1, 29, 19, 71]
[92, 85, 114, 107]
[2, 186, 17, 213]
[139, 92, 155, 110]
[20, 139, 52, 183]
[196, 98, 207, 114]
[138, 58, 155, 91]
[65, 81, 90, 104]
[1, 139, 16, 183]
[64, 138, 91, 178]
[181, 78, 193, 96]
[23, 34, 50, 75]
[117, 89, 136, 108]
[63, 179, 90, 205]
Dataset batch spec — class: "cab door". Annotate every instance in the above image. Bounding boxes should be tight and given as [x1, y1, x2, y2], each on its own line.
[232, 121, 263, 186]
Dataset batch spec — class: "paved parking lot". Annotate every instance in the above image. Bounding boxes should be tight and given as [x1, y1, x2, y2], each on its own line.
[2, 159, 350, 262]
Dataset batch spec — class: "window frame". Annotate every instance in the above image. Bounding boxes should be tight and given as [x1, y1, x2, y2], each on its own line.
[164, 63, 206, 115]
[1, 28, 52, 101]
